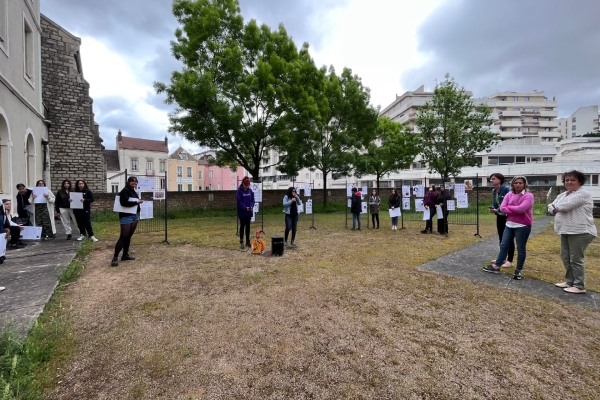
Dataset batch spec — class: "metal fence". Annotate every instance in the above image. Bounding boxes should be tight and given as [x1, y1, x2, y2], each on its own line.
[122, 170, 168, 242]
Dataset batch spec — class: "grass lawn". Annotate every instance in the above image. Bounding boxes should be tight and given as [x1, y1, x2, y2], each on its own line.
[29, 213, 600, 399]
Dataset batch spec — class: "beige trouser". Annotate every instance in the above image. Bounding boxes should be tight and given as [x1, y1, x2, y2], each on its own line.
[59, 208, 78, 235]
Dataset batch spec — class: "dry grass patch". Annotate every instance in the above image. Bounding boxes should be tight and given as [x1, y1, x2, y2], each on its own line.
[43, 215, 600, 399]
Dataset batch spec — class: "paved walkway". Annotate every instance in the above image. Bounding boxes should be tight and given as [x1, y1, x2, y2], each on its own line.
[418, 216, 600, 309]
[0, 225, 81, 334]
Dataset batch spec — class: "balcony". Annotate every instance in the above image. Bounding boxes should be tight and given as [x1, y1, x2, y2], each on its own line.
[539, 110, 558, 117]
[521, 121, 539, 126]
[499, 131, 523, 139]
[501, 110, 521, 117]
[539, 120, 558, 128]
[501, 120, 522, 128]
[520, 109, 540, 115]
[539, 131, 562, 138]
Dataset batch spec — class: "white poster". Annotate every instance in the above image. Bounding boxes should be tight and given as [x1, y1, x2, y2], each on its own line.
[295, 185, 301, 196]
[402, 185, 410, 198]
[304, 184, 311, 197]
[389, 208, 401, 217]
[152, 190, 166, 200]
[436, 204, 444, 219]
[33, 187, 49, 204]
[69, 192, 84, 209]
[415, 199, 425, 212]
[306, 199, 313, 214]
[423, 208, 431, 221]
[251, 212, 255, 222]
[253, 203, 259, 213]
[0, 235, 5, 257]
[413, 185, 425, 198]
[139, 201, 154, 219]
[456, 194, 469, 208]
[113, 196, 138, 213]
[250, 182, 262, 202]
[347, 199, 352, 208]
[454, 183, 466, 196]
[137, 178, 155, 191]
[444, 182, 455, 190]
[21, 226, 42, 240]
[447, 200, 456, 211]
[402, 198, 411, 210]
[361, 202, 367, 214]
[361, 186, 367, 196]
[347, 185, 353, 197]
[298, 203, 304, 213]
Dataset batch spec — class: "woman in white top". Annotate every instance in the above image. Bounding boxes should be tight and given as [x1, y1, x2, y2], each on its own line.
[549, 170, 597, 294]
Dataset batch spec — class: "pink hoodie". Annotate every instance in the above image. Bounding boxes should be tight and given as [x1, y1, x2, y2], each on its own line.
[500, 191, 534, 226]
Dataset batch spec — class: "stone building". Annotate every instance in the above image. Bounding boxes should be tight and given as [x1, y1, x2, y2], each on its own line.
[40, 15, 105, 193]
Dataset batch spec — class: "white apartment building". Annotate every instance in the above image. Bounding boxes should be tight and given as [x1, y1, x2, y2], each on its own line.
[555, 105, 599, 139]
[0, 0, 49, 198]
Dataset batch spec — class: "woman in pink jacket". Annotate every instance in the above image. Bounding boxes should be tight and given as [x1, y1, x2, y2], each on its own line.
[484, 176, 534, 280]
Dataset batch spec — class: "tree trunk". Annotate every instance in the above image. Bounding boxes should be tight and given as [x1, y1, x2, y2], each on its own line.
[322, 174, 328, 207]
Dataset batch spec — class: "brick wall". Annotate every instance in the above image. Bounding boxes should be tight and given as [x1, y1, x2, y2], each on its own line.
[41, 15, 106, 194]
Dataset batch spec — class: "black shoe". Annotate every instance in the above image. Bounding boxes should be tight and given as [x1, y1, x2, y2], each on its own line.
[357, 228, 361, 230]
[483, 264, 500, 274]
[7, 244, 24, 250]
[48, 234, 56, 239]
[16, 241, 27, 246]
[513, 270, 522, 280]
[111, 257, 119, 267]
[66, 234, 72, 240]
[351, 227, 355, 231]
[240, 242, 244, 249]
[121, 254, 135, 261]
[246, 241, 251, 248]
[0, 256, 5, 264]
[421, 229, 428, 234]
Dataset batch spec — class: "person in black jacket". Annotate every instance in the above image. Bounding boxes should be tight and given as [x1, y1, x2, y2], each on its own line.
[436, 184, 452, 235]
[73, 180, 98, 242]
[15, 183, 33, 224]
[111, 176, 144, 267]
[388, 188, 401, 230]
[350, 187, 362, 230]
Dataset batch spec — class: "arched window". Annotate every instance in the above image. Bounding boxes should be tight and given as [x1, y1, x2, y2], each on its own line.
[0, 113, 10, 194]
[25, 132, 36, 186]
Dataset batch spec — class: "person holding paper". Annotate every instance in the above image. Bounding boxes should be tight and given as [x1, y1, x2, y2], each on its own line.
[73, 180, 98, 242]
[236, 177, 255, 249]
[283, 187, 302, 246]
[436, 184, 452, 235]
[350, 187, 362, 230]
[421, 184, 438, 234]
[112, 176, 144, 267]
[489, 173, 514, 268]
[15, 183, 33, 225]
[369, 189, 381, 229]
[32, 180, 56, 240]
[484, 176, 534, 280]
[388, 188, 400, 230]
[55, 179, 80, 240]
[2, 199, 26, 249]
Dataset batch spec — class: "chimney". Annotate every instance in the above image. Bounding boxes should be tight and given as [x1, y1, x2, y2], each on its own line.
[117, 129, 122, 148]
[164, 136, 168, 148]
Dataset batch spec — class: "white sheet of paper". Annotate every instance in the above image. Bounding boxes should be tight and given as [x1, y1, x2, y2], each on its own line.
[251, 183, 263, 202]
[447, 200, 456, 211]
[33, 187, 48, 204]
[137, 178, 155, 191]
[402, 198, 411, 210]
[347, 199, 352, 208]
[415, 199, 424, 212]
[361, 202, 367, 214]
[413, 185, 425, 198]
[306, 199, 313, 214]
[69, 192, 84, 209]
[389, 208, 401, 217]
[436, 204, 444, 219]
[0, 235, 6, 257]
[21, 226, 42, 240]
[139, 201, 153, 219]
[456, 194, 469, 208]
[253, 203, 259, 213]
[423, 208, 430, 220]
[113, 196, 138, 213]
[347, 185, 353, 197]
[152, 190, 165, 200]
[454, 184, 465, 196]
[295, 185, 301, 196]
[402, 185, 410, 198]
[251, 212, 256, 222]
[298, 203, 304, 213]
[304, 185, 311, 197]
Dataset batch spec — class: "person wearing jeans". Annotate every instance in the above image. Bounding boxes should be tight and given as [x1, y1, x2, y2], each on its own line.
[283, 187, 302, 246]
[350, 187, 362, 230]
[484, 176, 534, 280]
[489, 173, 515, 267]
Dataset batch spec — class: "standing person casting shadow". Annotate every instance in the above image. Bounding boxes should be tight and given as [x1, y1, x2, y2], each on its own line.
[236, 176, 255, 249]
[421, 184, 438, 234]
[283, 187, 302, 246]
[350, 187, 362, 230]
[388, 188, 400, 230]
[73, 179, 98, 242]
[436, 184, 452, 235]
[32, 180, 56, 239]
[111, 177, 143, 267]
[489, 173, 514, 267]
[369, 189, 381, 229]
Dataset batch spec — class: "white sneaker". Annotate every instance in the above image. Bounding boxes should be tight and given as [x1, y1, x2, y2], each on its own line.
[0, 287, 5, 292]
[91, 236, 99, 242]
[77, 235, 86, 241]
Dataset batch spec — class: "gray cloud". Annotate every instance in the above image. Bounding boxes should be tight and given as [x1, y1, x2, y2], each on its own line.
[401, 0, 600, 116]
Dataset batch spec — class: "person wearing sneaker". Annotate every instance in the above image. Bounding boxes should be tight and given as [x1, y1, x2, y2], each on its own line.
[55, 180, 80, 240]
[32, 180, 57, 240]
[369, 189, 381, 229]
[483, 176, 534, 280]
[388, 188, 400, 230]
[421, 184, 438, 234]
[2, 200, 26, 249]
[350, 187, 362, 231]
[111, 177, 144, 266]
[283, 187, 302, 246]
[73, 180, 99, 242]
[489, 173, 515, 268]
[236, 176, 255, 249]
[549, 170, 596, 294]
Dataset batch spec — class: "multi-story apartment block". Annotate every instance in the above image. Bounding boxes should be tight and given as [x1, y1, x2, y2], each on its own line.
[0, 0, 49, 197]
[167, 147, 198, 191]
[555, 106, 599, 139]
[106, 131, 169, 191]
[379, 85, 438, 133]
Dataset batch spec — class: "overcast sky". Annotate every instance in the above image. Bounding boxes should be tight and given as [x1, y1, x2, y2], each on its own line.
[41, 0, 600, 152]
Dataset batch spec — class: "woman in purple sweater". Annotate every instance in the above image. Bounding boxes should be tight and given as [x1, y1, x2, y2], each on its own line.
[483, 176, 534, 280]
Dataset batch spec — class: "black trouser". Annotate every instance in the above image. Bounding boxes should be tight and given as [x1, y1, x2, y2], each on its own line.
[437, 209, 449, 234]
[371, 212, 379, 228]
[74, 209, 94, 237]
[9, 226, 21, 244]
[496, 214, 515, 262]
[425, 209, 435, 232]
[239, 217, 251, 244]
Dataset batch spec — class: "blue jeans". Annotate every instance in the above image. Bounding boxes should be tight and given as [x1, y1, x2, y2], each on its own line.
[352, 213, 361, 229]
[495, 225, 531, 270]
[391, 216, 398, 226]
[285, 214, 298, 242]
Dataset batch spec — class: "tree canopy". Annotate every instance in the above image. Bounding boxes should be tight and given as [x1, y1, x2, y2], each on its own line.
[415, 74, 497, 180]
[154, 0, 311, 181]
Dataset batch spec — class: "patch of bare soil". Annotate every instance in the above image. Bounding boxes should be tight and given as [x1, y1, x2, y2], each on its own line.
[48, 222, 600, 399]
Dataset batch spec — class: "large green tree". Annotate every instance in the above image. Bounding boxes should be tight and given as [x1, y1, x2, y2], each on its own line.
[354, 116, 419, 191]
[154, 0, 311, 181]
[415, 74, 497, 180]
[288, 66, 378, 206]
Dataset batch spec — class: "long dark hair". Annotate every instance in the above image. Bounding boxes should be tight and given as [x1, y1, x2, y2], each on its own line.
[59, 179, 71, 197]
[390, 188, 398, 197]
[286, 187, 296, 198]
[74, 179, 89, 192]
[125, 176, 138, 190]
[36, 180, 46, 187]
